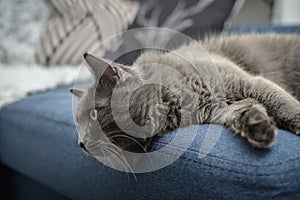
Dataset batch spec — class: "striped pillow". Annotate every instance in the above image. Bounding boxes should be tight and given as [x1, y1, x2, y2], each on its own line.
[34, 0, 138, 66]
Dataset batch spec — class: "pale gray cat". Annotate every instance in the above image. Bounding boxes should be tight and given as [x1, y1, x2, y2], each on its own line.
[70, 33, 300, 157]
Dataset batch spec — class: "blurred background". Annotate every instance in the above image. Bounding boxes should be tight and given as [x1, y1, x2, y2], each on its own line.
[233, 0, 300, 25]
[0, 0, 300, 66]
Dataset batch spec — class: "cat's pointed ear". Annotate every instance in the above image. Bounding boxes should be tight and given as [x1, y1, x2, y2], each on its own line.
[69, 88, 85, 98]
[84, 53, 117, 81]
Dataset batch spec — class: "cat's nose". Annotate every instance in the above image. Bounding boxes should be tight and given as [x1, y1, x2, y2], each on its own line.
[79, 142, 92, 156]
[79, 142, 87, 151]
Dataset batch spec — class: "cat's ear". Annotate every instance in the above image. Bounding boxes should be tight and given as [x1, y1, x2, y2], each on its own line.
[69, 88, 85, 98]
[84, 53, 117, 81]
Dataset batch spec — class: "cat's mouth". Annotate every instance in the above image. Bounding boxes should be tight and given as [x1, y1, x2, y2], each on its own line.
[79, 142, 92, 156]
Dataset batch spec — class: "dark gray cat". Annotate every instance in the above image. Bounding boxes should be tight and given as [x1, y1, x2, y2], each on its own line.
[70, 33, 300, 158]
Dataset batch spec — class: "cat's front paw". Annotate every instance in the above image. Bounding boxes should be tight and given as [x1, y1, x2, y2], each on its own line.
[241, 105, 277, 148]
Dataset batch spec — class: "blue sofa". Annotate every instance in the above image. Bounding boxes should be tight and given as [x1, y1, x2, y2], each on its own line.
[1, 26, 300, 200]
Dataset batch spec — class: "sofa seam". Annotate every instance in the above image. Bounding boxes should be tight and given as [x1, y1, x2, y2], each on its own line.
[152, 141, 300, 168]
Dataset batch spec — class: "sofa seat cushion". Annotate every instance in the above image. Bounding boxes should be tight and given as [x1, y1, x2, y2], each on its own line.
[1, 84, 300, 200]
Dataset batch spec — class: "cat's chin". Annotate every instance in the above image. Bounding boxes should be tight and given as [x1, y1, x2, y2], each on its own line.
[81, 148, 93, 156]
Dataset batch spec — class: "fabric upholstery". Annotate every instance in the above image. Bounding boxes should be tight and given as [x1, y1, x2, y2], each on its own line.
[1, 84, 300, 200]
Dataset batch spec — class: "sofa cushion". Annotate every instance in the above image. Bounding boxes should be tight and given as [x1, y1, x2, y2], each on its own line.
[1, 84, 300, 200]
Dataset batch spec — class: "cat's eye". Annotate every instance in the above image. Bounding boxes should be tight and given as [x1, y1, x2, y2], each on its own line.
[90, 109, 98, 121]
[112, 67, 117, 74]
[113, 67, 120, 79]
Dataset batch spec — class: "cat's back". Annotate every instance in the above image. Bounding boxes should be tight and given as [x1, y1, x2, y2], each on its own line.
[202, 33, 300, 74]
[202, 33, 300, 98]
[135, 33, 300, 95]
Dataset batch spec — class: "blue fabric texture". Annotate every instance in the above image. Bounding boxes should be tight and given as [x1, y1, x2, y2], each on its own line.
[1, 83, 300, 200]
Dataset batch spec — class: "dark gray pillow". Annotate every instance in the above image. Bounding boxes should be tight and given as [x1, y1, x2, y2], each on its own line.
[112, 0, 244, 65]
[131, 0, 243, 38]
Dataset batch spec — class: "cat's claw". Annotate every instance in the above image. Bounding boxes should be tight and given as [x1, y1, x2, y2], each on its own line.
[294, 128, 300, 135]
[241, 105, 277, 148]
[288, 116, 300, 135]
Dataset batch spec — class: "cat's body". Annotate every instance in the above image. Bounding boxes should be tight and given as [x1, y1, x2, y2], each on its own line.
[71, 33, 300, 157]
[203, 34, 300, 100]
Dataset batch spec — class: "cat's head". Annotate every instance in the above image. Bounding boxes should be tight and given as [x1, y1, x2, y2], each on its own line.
[70, 53, 151, 158]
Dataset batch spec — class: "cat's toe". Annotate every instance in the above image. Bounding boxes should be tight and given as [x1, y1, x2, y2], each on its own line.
[242, 106, 277, 148]
[285, 119, 300, 135]
[245, 122, 277, 148]
[288, 117, 300, 135]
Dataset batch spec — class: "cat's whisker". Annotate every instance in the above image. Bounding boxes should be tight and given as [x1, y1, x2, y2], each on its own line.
[103, 144, 131, 169]
[103, 143, 127, 160]
[106, 135, 155, 169]
[104, 129, 151, 149]
[101, 142, 126, 157]
[101, 148, 117, 170]
[102, 148, 132, 181]
[106, 149, 137, 181]
[105, 150, 132, 181]
[88, 139, 105, 150]
[103, 130, 124, 135]
[103, 147, 127, 170]
[87, 128, 150, 155]
[103, 147, 137, 181]
[109, 134, 147, 153]
[103, 145, 138, 182]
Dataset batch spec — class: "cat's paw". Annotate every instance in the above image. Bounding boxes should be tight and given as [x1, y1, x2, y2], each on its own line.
[291, 125, 300, 135]
[241, 105, 277, 148]
[290, 115, 300, 135]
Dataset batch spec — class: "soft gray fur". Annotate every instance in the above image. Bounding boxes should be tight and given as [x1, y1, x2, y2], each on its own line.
[71, 33, 300, 157]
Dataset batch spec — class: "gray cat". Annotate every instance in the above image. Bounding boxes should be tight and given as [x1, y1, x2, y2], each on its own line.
[70, 33, 300, 158]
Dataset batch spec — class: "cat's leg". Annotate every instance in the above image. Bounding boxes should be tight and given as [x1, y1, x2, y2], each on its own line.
[218, 58, 300, 135]
[223, 98, 277, 148]
[243, 76, 300, 135]
[213, 54, 299, 135]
